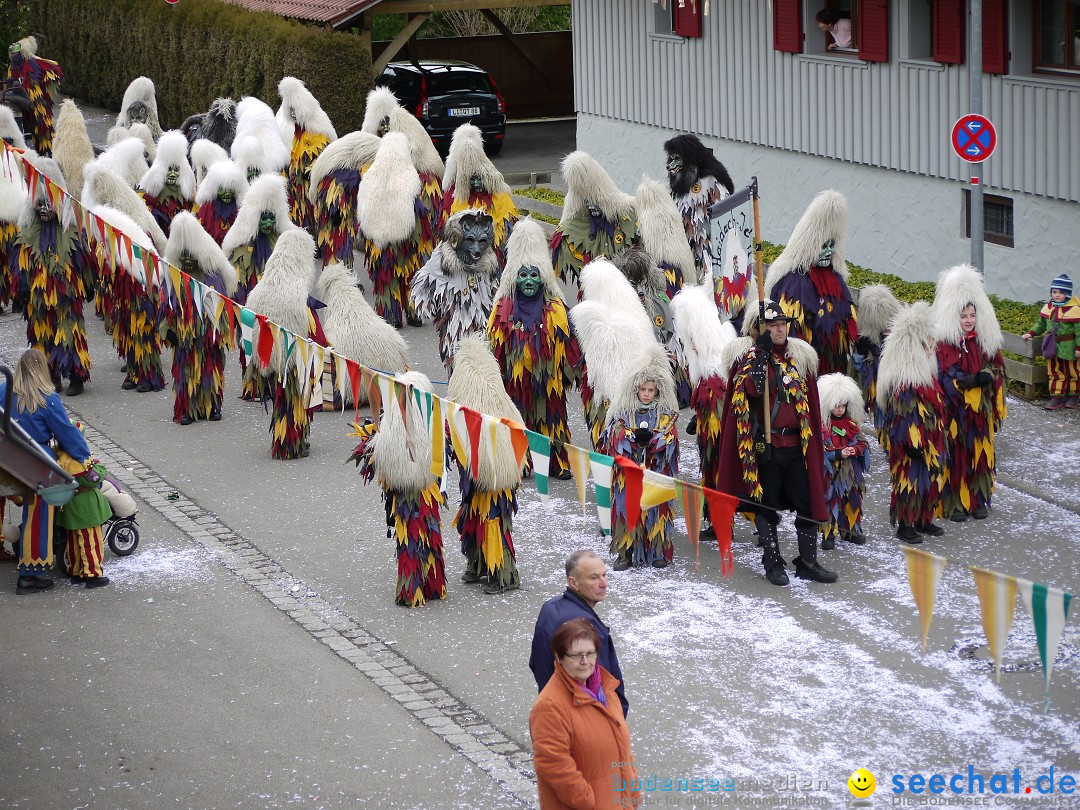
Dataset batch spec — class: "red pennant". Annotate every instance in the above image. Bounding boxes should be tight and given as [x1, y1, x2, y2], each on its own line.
[345, 360, 363, 419]
[614, 455, 644, 533]
[255, 314, 274, 370]
[462, 407, 484, 480]
[500, 417, 530, 470]
[364, 369, 382, 427]
[703, 486, 738, 576]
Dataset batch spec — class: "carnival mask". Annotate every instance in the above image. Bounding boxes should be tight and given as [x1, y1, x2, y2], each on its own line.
[586, 202, 603, 219]
[8, 43, 19, 57]
[247, 166, 260, 183]
[516, 265, 542, 298]
[34, 198, 54, 221]
[376, 116, 391, 137]
[454, 215, 494, 266]
[665, 154, 684, 177]
[815, 238, 836, 267]
[180, 251, 199, 275]
[469, 174, 485, 193]
[166, 165, 180, 187]
[217, 189, 235, 206]
[127, 101, 149, 126]
[258, 211, 276, 235]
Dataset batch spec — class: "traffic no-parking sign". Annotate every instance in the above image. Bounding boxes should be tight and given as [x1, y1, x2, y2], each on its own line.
[951, 114, 997, 163]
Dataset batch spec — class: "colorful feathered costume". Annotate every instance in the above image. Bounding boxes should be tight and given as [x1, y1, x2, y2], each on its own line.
[52, 100, 96, 204]
[162, 212, 239, 424]
[932, 264, 1007, 521]
[411, 208, 499, 371]
[308, 131, 379, 268]
[223, 173, 294, 306]
[447, 336, 525, 594]
[193, 159, 247, 245]
[0, 134, 27, 310]
[487, 218, 581, 478]
[357, 132, 427, 328]
[817, 373, 870, 548]
[663, 133, 735, 278]
[601, 343, 679, 568]
[7, 36, 63, 156]
[550, 151, 638, 295]
[635, 175, 698, 302]
[851, 284, 902, 446]
[138, 131, 196, 238]
[276, 77, 336, 231]
[762, 190, 857, 376]
[349, 371, 447, 607]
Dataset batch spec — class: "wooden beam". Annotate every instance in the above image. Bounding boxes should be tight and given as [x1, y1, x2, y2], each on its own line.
[372, 13, 431, 75]
[373, 0, 568, 13]
[355, 10, 374, 55]
[478, 7, 551, 84]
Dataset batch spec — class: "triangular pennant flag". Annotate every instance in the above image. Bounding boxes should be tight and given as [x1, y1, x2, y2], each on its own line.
[238, 306, 256, 359]
[500, 418, 530, 471]
[483, 414, 501, 479]
[565, 443, 592, 519]
[589, 452, 615, 536]
[613, 455, 643, 534]
[902, 547, 949, 652]
[676, 480, 704, 559]
[361, 368, 381, 425]
[446, 401, 470, 472]
[1016, 578, 1073, 712]
[279, 328, 296, 367]
[346, 359, 363, 419]
[970, 566, 1019, 684]
[427, 392, 444, 479]
[640, 469, 678, 510]
[703, 486, 738, 576]
[334, 353, 351, 407]
[189, 277, 207, 320]
[525, 429, 551, 502]
[168, 264, 184, 318]
[255, 314, 274, 370]
[462, 407, 484, 481]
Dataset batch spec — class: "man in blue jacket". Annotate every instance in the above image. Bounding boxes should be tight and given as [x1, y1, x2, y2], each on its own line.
[529, 549, 629, 716]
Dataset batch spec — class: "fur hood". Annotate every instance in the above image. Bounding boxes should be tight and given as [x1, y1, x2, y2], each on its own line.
[931, 263, 1003, 355]
[663, 133, 735, 193]
[231, 97, 288, 174]
[388, 107, 444, 178]
[446, 335, 525, 490]
[370, 371, 436, 493]
[876, 302, 937, 408]
[317, 263, 409, 374]
[857, 284, 902, 344]
[138, 131, 196, 199]
[606, 340, 678, 421]
[52, 100, 95, 203]
[765, 189, 849, 293]
[200, 98, 237, 151]
[0, 105, 26, 149]
[191, 138, 229, 188]
[116, 77, 162, 138]
[307, 130, 380, 202]
[246, 230, 317, 373]
[445, 124, 509, 201]
[570, 301, 654, 402]
[276, 76, 337, 141]
[560, 151, 636, 224]
[82, 163, 168, 254]
[361, 86, 399, 135]
[725, 334, 819, 381]
[13, 35, 37, 59]
[817, 372, 865, 427]
[194, 159, 248, 207]
[0, 152, 27, 224]
[89, 205, 158, 282]
[670, 284, 738, 383]
[634, 175, 696, 282]
[164, 212, 238, 295]
[106, 123, 156, 164]
[18, 155, 66, 230]
[357, 132, 420, 249]
[494, 217, 562, 303]
[222, 173, 294, 254]
[95, 138, 149, 188]
[578, 257, 654, 336]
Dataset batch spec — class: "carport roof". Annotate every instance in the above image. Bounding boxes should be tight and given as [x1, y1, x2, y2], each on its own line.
[222, 0, 381, 26]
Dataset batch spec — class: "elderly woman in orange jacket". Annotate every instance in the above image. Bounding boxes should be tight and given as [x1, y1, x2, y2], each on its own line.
[529, 618, 642, 810]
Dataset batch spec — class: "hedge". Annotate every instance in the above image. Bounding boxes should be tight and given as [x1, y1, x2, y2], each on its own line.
[29, 0, 373, 134]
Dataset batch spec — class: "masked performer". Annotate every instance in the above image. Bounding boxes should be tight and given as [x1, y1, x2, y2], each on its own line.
[308, 131, 380, 269]
[0, 121, 27, 314]
[850, 284, 901, 446]
[7, 35, 63, 156]
[138, 131, 196, 238]
[52, 100, 95, 204]
[190, 138, 229, 189]
[817, 372, 870, 548]
[550, 151, 637, 295]
[663, 134, 734, 272]
[162, 212, 238, 424]
[411, 209, 499, 371]
[199, 98, 237, 152]
[932, 264, 1007, 523]
[115, 76, 163, 140]
[223, 173, 293, 306]
[487, 218, 580, 480]
[230, 97, 289, 182]
[634, 175, 697, 302]
[193, 160, 247, 246]
[349, 371, 447, 607]
[276, 77, 336, 231]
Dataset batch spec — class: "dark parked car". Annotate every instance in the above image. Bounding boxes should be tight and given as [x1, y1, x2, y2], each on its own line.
[375, 60, 507, 156]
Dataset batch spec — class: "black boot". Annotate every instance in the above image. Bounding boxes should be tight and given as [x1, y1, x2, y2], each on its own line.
[793, 521, 838, 583]
[918, 521, 944, 537]
[820, 531, 835, 551]
[65, 378, 84, 397]
[755, 515, 788, 586]
[896, 523, 922, 544]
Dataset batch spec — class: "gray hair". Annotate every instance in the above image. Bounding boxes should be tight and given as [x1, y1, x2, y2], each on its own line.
[565, 550, 603, 578]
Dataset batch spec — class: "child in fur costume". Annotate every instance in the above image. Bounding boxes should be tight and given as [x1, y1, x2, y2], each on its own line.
[850, 284, 902, 446]
[162, 212, 238, 424]
[663, 134, 735, 278]
[52, 100, 95, 204]
[1023, 274, 1080, 410]
[138, 131, 196, 238]
[487, 218, 581, 480]
[550, 151, 638, 295]
[7, 36, 63, 156]
[349, 371, 448, 607]
[877, 302, 947, 544]
[276, 77, 336, 232]
[817, 373, 870, 549]
[601, 344, 680, 570]
[447, 336, 526, 595]
[192, 159, 247, 246]
[308, 131, 380, 269]
[634, 175, 698, 302]
[932, 264, 1007, 523]
[0, 131, 27, 313]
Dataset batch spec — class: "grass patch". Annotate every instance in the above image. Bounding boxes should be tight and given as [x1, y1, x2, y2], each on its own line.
[514, 186, 566, 206]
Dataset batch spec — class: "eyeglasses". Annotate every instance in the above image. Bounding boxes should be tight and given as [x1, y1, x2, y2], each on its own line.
[563, 651, 598, 663]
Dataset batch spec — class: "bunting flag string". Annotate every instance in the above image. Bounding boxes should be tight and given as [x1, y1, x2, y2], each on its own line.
[703, 487, 738, 576]
[970, 566, 1019, 684]
[524, 430, 552, 502]
[565, 443, 592, 519]
[1016, 578, 1073, 712]
[903, 547, 949, 652]
[501, 418, 530, 472]
[255, 314, 274, 370]
[613, 455, 643, 534]
[676, 480, 704, 559]
[462, 406, 484, 480]
[346, 359, 363, 420]
[588, 452, 615, 537]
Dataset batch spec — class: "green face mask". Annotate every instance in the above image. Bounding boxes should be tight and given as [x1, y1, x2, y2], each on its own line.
[166, 166, 180, 187]
[217, 189, 235, 206]
[258, 211, 276, 235]
[516, 265, 541, 298]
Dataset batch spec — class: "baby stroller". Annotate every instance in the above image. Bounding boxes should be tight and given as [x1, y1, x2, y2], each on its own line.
[57, 462, 141, 572]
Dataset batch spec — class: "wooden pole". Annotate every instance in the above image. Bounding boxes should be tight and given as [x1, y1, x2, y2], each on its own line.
[751, 177, 770, 446]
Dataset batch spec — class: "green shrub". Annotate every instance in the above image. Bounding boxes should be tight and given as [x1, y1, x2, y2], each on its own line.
[514, 186, 566, 206]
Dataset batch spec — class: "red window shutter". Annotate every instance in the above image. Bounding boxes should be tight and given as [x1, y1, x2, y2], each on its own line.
[858, 0, 889, 62]
[982, 0, 1007, 73]
[933, 0, 965, 64]
[773, 0, 802, 53]
[673, 0, 703, 38]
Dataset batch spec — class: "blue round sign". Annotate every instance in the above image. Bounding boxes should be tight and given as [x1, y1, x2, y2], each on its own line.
[951, 114, 997, 163]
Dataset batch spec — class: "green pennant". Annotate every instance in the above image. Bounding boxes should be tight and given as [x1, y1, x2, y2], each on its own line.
[524, 429, 551, 502]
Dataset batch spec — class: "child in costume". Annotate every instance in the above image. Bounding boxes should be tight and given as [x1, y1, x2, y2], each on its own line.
[850, 284, 902, 446]
[115, 77, 163, 140]
[192, 159, 247, 246]
[7, 35, 63, 156]
[817, 373, 870, 549]
[56, 443, 112, 589]
[276, 77, 336, 231]
[308, 131, 380, 269]
[1023, 273, 1080, 411]
[138, 131, 196, 238]
[932, 264, 1007, 523]
[52, 99, 95, 205]
[349, 372, 448, 607]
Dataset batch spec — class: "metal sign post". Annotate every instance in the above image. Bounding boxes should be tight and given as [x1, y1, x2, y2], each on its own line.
[970, 0, 983, 272]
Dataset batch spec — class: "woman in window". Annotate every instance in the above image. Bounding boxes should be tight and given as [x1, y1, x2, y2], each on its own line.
[817, 8, 853, 50]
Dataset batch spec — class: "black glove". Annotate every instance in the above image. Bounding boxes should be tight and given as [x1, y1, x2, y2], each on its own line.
[634, 427, 652, 446]
[956, 374, 978, 390]
[165, 328, 178, 346]
[974, 371, 993, 387]
[755, 332, 773, 353]
[904, 444, 922, 460]
[685, 414, 698, 436]
[85, 288, 95, 304]
[854, 335, 874, 355]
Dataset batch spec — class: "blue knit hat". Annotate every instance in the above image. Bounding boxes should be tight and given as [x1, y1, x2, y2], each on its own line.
[1051, 273, 1072, 296]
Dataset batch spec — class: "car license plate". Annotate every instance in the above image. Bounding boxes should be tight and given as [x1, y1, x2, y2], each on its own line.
[449, 106, 480, 117]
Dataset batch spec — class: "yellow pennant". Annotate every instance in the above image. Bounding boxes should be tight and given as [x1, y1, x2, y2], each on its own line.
[640, 469, 678, 510]
[903, 546, 949, 652]
[565, 443, 592, 519]
[970, 566, 1019, 684]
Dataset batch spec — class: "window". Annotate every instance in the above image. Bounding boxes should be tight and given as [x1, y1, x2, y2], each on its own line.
[907, 0, 935, 60]
[776, 0, 888, 61]
[964, 190, 1015, 248]
[1035, 0, 1080, 73]
[650, 0, 702, 39]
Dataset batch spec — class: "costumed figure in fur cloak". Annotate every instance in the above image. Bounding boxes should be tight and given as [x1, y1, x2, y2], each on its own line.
[11, 156, 93, 395]
[663, 134, 734, 272]
[0, 126, 27, 314]
[448, 335, 526, 595]
[715, 300, 837, 586]
[245, 229, 328, 459]
[52, 100, 95, 204]
[94, 137, 149, 190]
[106, 121, 156, 165]
[411, 208, 499, 370]
[761, 189, 857, 376]
[670, 283, 737, 531]
[179, 113, 204, 149]
[635, 175, 697, 302]
[223, 173, 294, 307]
[7, 36, 63, 156]
[199, 98, 237, 152]
[138, 131, 196, 238]
[876, 302, 947, 544]
[439, 124, 517, 263]
[486, 218, 581, 480]
[601, 342, 680, 571]
[850, 283, 901, 446]
[550, 151, 638, 295]
[816, 372, 870, 549]
[191, 138, 229, 189]
[115, 77, 163, 140]
[230, 97, 289, 182]
[162, 212, 238, 425]
[193, 160, 247, 246]
[361, 87, 444, 262]
[276, 77, 336, 232]
[0, 104, 26, 149]
[357, 131, 428, 329]
[349, 371, 448, 607]
[931, 264, 1006, 523]
[308, 131, 380, 269]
